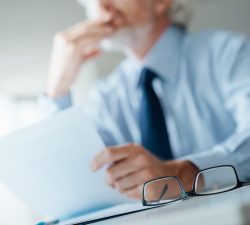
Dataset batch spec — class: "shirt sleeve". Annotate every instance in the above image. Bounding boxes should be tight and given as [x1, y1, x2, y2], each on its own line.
[38, 92, 73, 118]
[83, 82, 126, 147]
[183, 33, 250, 180]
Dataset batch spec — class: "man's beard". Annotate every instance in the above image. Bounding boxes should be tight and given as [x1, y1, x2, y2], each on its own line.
[79, 0, 154, 55]
[100, 23, 153, 56]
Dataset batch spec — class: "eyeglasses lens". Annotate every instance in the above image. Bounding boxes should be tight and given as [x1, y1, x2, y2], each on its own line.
[195, 166, 238, 195]
[144, 177, 183, 206]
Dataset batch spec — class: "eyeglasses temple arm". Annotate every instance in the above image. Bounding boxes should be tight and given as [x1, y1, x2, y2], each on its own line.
[242, 182, 250, 187]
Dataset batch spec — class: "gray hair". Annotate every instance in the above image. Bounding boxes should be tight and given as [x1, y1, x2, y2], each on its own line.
[77, 0, 193, 27]
[169, 0, 193, 27]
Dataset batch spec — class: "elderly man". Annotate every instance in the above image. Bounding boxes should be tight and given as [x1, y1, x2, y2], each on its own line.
[43, 0, 250, 199]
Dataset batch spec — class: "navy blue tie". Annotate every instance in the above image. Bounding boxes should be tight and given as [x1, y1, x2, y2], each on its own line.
[139, 68, 173, 160]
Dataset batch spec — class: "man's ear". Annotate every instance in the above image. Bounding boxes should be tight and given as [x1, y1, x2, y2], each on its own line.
[154, 0, 173, 16]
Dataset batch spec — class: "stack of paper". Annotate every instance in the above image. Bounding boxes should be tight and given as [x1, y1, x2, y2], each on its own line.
[0, 107, 131, 222]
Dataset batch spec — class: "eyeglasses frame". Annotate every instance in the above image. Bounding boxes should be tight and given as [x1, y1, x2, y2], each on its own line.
[142, 165, 250, 206]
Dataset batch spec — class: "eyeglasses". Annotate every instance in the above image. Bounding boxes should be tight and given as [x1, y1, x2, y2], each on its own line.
[142, 165, 250, 206]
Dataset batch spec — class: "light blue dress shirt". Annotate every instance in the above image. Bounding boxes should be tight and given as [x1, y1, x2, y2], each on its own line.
[42, 26, 250, 180]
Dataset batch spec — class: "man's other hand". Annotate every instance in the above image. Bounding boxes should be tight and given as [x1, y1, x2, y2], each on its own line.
[46, 20, 115, 98]
[91, 144, 199, 199]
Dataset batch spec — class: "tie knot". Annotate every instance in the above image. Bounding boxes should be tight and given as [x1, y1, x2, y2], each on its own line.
[139, 68, 157, 88]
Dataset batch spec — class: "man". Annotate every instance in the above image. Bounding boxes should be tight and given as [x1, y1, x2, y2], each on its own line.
[43, 0, 250, 199]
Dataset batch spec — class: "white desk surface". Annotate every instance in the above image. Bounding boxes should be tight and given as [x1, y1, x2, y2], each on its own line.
[1, 185, 249, 225]
[96, 186, 250, 225]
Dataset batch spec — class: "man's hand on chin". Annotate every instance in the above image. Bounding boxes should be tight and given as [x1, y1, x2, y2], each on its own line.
[91, 144, 199, 200]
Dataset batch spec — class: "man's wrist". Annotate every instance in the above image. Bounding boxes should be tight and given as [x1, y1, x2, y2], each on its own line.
[178, 160, 200, 191]
[163, 160, 200, 191]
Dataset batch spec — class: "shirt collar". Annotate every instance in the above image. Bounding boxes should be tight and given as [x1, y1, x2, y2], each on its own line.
[128, 25, 186, 86]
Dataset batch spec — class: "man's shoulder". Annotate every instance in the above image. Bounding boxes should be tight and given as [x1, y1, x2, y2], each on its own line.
[184, 29, 248, 52]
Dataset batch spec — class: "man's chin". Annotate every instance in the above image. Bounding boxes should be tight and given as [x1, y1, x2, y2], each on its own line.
[100, 29, 133, 53]
[100, 23, 154, 55]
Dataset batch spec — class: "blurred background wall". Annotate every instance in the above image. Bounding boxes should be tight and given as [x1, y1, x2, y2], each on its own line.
[0, 0, 249, 224]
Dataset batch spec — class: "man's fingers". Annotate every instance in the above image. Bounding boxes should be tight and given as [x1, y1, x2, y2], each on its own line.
[82, 48, 101, 61]
[66, 21, 115, 41]
[65, 20, 104, 37]
[75, 35, 107, 49]
[91, 147, 130, 171]
[60, 25, 114, 52]
[123, 185, 143, 200]
[91, 144, 136, 171]
[74, 25, 114, 41]
[106, 154, 146, 184]
[113, 168, 156, 193]
[114, 170, 147, 193]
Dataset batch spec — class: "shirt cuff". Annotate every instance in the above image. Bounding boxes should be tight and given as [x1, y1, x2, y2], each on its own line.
[181, 145, 235, 171]
[38, 92, 73, 117]
[53, 92, 73, 110]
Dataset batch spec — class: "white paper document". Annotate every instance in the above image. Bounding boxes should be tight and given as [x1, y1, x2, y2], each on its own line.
[0, 107, 131, 221]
